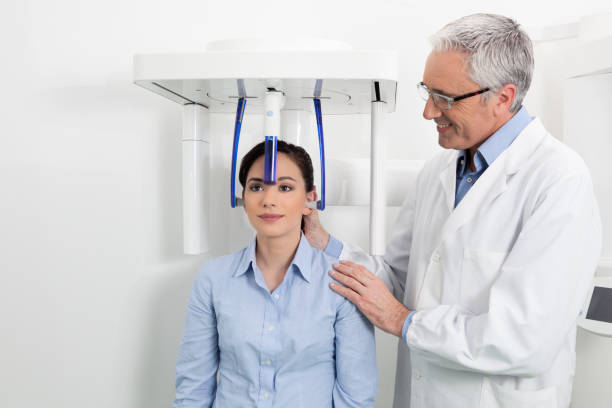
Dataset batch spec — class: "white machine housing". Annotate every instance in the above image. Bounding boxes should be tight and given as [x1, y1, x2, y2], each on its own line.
[578, 276, 612, 337]
[134, 39, 399, 255]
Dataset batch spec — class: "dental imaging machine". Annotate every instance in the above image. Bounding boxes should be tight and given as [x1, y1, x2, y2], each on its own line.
[133, 39, 398, 255]
[578, 277, 612, 337]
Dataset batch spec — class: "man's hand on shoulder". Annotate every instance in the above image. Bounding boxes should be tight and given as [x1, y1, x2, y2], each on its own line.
[329, 260, 412, 338]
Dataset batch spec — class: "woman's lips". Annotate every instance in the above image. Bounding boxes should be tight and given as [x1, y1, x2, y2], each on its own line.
[258, 214, 284, 222]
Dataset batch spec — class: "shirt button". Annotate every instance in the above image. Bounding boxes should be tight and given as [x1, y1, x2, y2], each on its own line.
[432, 252, 440, 263]
[273, 294, 279, 300]
[264, 393, 269, 399]
[268, 325, 275, 332]
[414, 369, 422, 380]
[265, 360, 271, 365]
[467, 177, 473, 183]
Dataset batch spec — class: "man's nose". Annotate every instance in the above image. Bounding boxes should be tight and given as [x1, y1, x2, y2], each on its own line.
[423, 97, 442, 120]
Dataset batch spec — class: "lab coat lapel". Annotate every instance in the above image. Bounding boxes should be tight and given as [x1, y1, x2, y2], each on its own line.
[439, 152, 459, 214]
[437, 118, 547, 244]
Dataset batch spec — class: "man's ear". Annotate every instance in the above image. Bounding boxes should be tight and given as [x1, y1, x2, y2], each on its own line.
[495, 83, 517, 114]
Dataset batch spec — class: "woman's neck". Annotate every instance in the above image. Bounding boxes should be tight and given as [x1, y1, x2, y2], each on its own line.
[255, 229, 302, 292]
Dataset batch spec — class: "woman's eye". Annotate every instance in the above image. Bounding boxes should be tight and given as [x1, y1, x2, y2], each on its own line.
[279, 185, 293, 192]
[249, 184, 263, 192]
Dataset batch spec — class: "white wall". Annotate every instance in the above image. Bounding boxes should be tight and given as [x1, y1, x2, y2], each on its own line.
[564, 72, 612, 408]
[2, 1, 612, 407]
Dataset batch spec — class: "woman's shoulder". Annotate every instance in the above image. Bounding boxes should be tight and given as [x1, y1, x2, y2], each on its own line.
[307, 248, 364, 313]
[195, 246, 251, 284]
[306, 247, 344, 294]
[307, 245, 338, 274]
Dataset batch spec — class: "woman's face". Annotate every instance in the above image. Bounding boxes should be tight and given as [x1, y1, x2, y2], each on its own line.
[243, 153, 315, 239]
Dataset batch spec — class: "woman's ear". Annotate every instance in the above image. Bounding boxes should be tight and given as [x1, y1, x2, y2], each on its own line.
[311, 188, 318, 203]
[302, 188, 317, 215]
[241, 190, 246, 213]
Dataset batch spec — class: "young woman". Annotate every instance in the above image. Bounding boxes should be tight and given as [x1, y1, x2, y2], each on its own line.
[174, 141, 377, 408]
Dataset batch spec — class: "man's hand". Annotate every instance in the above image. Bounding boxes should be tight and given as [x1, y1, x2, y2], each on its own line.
[303, 207, 330, 251]
[329, 260, 411, 338]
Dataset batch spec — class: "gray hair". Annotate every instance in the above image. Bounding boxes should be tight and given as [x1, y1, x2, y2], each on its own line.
[430, 13, 534, 112]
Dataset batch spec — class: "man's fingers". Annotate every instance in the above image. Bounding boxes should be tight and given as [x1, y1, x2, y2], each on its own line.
[303, 207, 317, 220]
[337, 260, 374, 278]
[335, 260, 358, 270]
[302, 209, 330, 251]
[329, 282, 360, 305]
[333, 262, 374, 285]
[329, 269, 365, 293]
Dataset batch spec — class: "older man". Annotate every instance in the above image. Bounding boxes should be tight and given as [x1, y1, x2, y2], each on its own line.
[305, 13, 602, 408]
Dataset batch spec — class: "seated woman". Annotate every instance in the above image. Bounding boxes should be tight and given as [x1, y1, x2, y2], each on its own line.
[174, 141, 377, 408]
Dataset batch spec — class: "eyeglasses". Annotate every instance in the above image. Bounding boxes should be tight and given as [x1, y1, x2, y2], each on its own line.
[416, 82, 489, 111]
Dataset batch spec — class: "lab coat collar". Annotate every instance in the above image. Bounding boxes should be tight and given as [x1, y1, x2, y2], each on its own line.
[438, 118, 548, 243]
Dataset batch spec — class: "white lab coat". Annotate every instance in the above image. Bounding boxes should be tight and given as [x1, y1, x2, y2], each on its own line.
[339, 118, 602, 408]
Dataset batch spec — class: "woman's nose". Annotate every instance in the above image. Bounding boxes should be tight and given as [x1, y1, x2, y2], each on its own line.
[262, 187, 277, 207]
[423, 97, 442, 120]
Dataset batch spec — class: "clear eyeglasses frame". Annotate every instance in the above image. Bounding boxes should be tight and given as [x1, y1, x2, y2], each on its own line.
[416, 82, 490, 111]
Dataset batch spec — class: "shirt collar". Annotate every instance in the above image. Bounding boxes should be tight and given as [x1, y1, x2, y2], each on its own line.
[233, 233, 313, 283]
[457, 106, 533, 176]
[456, 149, 487, 175]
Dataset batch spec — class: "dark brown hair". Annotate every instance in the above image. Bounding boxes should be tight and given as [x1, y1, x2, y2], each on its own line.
[239, 140, 314, 193]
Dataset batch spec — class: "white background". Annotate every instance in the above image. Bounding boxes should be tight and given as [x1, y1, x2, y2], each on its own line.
[2, 1, 612, 407]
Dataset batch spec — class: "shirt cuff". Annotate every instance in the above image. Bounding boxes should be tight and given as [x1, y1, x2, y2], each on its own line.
[402, 311, 416, 342]
[324, 235, 343, 259]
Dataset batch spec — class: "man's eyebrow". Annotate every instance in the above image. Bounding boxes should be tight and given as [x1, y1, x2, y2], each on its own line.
[423, 82, 452, 96]
[431, 87, 452, 96]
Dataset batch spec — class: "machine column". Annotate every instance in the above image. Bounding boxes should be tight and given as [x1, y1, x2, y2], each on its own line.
[182, 103, 210, 255]
[370, 99, 386, 255]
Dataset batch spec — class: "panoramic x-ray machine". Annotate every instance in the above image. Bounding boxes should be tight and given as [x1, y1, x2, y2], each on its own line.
[134, 39, 398, 255]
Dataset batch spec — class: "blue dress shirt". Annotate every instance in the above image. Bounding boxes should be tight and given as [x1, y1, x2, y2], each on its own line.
[454, 106, 533, 207]
[325, 106, 535, 341]
[175, 234, 377, 408]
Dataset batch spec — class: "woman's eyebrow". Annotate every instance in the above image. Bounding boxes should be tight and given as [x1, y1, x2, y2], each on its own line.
[247, 176, 296, 184]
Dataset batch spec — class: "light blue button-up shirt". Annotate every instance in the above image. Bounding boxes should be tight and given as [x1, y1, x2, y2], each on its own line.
[175, 234, 377, 408]
[326, 106, 535, 341]
[454, 106, 533, 207]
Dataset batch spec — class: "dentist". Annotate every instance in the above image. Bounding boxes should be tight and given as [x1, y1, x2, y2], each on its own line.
[305, 13, 602, 408]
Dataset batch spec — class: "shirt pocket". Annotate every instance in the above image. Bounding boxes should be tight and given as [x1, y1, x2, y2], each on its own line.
[480, 377, 557, 408]
[460, 248, 508, 314]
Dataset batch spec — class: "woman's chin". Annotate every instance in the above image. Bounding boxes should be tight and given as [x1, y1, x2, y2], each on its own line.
[254, 225, 301, 240]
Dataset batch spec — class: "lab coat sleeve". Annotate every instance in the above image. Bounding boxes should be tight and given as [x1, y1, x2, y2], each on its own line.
[404, 171, 602, 377]
[174, 268, 219, 408]
[337, 182, 417, 301]
[333, 298, 378, 407]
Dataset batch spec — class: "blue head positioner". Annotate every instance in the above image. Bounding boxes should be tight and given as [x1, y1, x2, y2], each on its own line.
[230, 80, 326, 211]
[263, 135, 278, 184]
